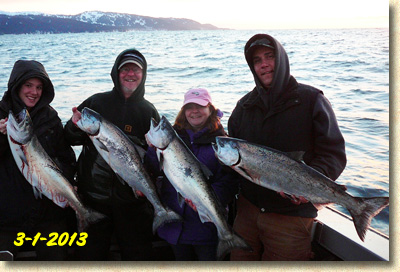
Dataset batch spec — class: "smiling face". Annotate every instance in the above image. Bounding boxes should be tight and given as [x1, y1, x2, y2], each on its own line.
[118, 63, 143, 99]
[252, 47, 275, 88]
[184, 103, 211, 132]
[18, 78, 43, 109]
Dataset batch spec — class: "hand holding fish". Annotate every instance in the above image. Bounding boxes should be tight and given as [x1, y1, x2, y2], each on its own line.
[71, 107, 81, 125]
[0, 117, 7, 135]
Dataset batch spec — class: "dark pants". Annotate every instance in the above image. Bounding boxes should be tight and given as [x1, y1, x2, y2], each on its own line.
[0, 219, 69, 261]
[171, 243, 217, 261]
[74, 199, 154, 261]
[230, 195, 314, 261]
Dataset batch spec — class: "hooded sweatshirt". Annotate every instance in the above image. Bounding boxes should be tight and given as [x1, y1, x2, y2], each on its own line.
[0, 60, 76, 231]
[64, 49, 160, 206]
[228, 34, 347, 217]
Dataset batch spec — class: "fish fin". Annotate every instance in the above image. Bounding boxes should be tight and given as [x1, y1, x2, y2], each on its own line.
[156, 149, 164, 171]
[216, 231, 253, 261]
[133, 143, 146, 163]
[199, 162, 213, 179]
[95, 138, 109, 152]
[32, 187, 42, 199]
[46, 164, 63, 175]
[237, 166, 254, 182]
[115, 174, 128, 186]
[18, 152, 29, 167]
[348, 196, 389, 241]
[132, 190, 140, 199]
[177, 193, 185, 207]
[152, 208, 183, 234]
[286, 151, 305, 162]
[198, 209, 212, 223]
[77, 207, 107, 232]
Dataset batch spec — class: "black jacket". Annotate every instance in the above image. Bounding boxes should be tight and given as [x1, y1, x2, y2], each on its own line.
[64, 49, 160, 206]
[228, 34, 347, 217]
[0, 60, 76, 231]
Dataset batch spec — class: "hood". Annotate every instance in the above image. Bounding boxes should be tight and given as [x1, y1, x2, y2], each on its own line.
[110, 48, 147, 102]
[1, 60, 54, 117]
[243, 34, 297, 109]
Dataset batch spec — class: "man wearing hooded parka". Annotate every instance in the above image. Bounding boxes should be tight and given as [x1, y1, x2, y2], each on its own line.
[228, 34, 347, 261]
[64, 49, 160, 261]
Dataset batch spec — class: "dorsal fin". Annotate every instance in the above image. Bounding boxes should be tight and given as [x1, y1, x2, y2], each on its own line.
[286, 151, 305, 163]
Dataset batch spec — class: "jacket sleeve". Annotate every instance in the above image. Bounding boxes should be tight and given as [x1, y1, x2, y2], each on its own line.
[211, 166, 240, 207]
[0, 110, 8, 158]
[144, 146, 162, 180]
[227, 102, 242, 137]
[51, 120, 77, 183]
[309, 93, 347, 181]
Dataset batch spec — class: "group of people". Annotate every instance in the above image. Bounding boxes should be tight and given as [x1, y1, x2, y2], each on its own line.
[0, 34, 346, 261]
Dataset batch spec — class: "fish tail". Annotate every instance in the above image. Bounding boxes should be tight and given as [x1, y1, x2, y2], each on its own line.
[348, 197, 389, 241]
[77, 208, 107, 233]
[152, 208, 183, 234]
[216, 232, 253, 261]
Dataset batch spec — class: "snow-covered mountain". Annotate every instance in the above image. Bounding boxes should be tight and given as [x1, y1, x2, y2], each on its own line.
[0, 11, 220, 34]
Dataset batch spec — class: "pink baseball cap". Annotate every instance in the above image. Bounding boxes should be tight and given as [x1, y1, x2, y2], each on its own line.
[183, 88, 212, 107]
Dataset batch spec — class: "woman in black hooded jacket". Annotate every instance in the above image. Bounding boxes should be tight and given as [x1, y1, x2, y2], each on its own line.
[0, 60, 76, 260]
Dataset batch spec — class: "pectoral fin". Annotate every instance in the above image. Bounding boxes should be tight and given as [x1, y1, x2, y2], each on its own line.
[177, 192, 185, 207]
[95, 138, 109, 152]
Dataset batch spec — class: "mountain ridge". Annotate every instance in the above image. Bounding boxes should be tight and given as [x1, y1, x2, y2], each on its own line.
[0, 11, 221, 34]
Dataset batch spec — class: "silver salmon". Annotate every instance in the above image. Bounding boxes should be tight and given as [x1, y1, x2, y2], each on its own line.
[212, 136, 389, 241]
[145, 116, 252, 260]
[7, 109, 106, 232]
[76, 107, 182, 233]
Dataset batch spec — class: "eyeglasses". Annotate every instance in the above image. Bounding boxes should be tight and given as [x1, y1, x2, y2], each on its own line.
[119, 67, 142, 74]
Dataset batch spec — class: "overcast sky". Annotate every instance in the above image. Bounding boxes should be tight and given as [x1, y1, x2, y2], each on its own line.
[0, 0, 389, 29]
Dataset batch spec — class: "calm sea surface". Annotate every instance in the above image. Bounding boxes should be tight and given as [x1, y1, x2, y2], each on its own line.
[0, 29, 389, 235]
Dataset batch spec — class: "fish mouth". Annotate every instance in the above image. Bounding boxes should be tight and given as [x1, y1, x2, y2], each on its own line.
[150, 118, 159, 129]
[7, 109, 32, 144]
[213, 137, 241, 167]
[211, 142, 218, 153]
[77, 107, 101, 136]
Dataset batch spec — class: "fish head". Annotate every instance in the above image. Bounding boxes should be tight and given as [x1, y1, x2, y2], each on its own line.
[212, 136, 240, 166]
[76, 107, 101, 135]
[145, 116, 175, 149]
[7, 109, 33, 145]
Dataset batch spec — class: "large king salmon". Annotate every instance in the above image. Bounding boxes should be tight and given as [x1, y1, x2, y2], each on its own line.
[212, 136, 389, 241]
[7, 109, 106, 232]
[145, 116, 252, 260]
[76, 107, 182, 233]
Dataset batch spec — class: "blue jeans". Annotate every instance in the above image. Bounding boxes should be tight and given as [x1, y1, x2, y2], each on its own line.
[171, 243, 217, 261]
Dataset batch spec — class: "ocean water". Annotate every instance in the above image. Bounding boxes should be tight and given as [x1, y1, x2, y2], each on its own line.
[0, 29, 389, 236]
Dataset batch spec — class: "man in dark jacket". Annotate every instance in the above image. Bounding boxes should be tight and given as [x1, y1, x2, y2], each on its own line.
[228, 34, 347, 261]
[0, 60, 76, 260]
[64, 49, 160, 260]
